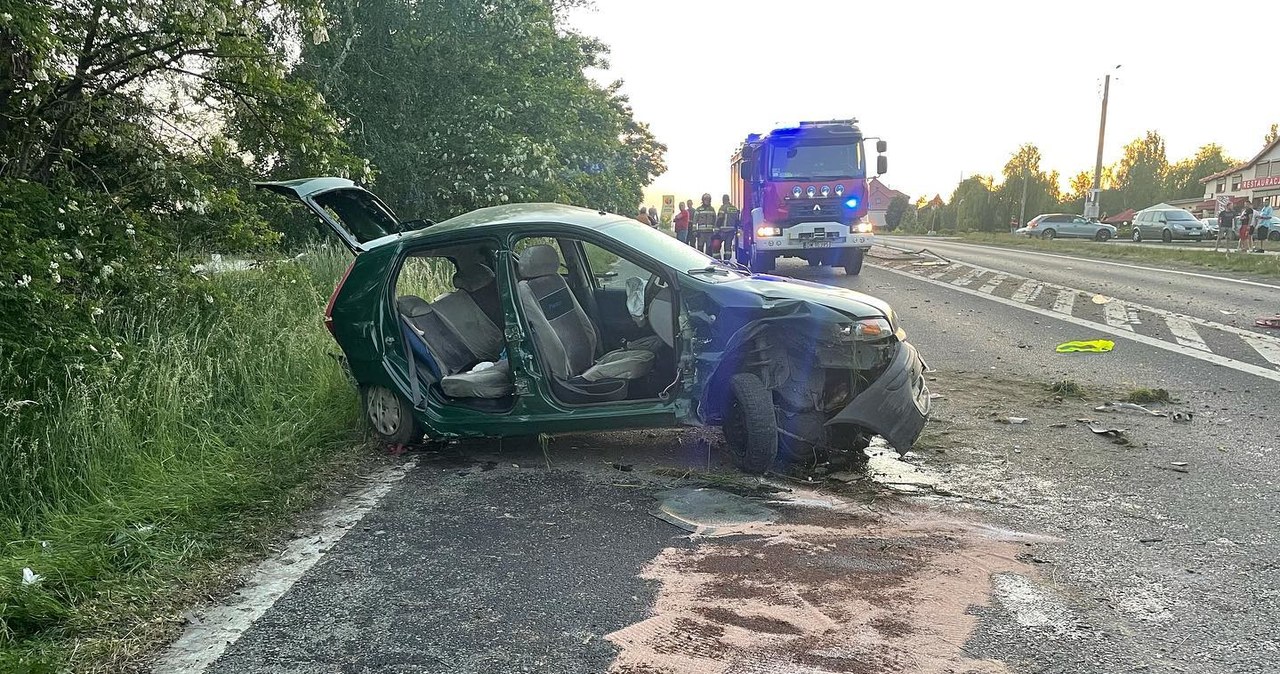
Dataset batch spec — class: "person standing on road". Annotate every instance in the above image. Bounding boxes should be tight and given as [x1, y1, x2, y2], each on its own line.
[1255, 201, 1274, 253]
[636, 206, 652, 227]
[715, 194, 741, 261]
[673, 202, 691, 244]
[1216, 205, 1235, 250]
[1237, 203, 1253, 253]
[648, 206, 660, 228]
[693, 193, 718, 255]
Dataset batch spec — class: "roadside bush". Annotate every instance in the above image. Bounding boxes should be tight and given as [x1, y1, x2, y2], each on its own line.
[0, 248, 364, 668]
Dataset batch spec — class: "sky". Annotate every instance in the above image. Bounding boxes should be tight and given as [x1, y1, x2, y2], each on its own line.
[566, 0, 1280, 207]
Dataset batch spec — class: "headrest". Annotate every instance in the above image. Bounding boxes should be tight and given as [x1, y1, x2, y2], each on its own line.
[396, 295, 433, 318]
[452, 264, 495, 292]
[517, 244, 560, 279]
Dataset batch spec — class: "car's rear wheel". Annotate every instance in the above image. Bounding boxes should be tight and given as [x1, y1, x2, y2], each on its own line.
[1132, 228, 1142, 242]
[362, 385, 421, 446]
[842, 250, 864, 275]
[723, 373, 778, 474]
[1041, 229, 1056, 240]
[1162, 230, 1173, 243]
[1095, 229, 1111, 242]
[1269, 229, 1280, 242]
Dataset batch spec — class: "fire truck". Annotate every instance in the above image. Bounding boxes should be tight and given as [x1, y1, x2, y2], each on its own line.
[729, 119, 886, 274]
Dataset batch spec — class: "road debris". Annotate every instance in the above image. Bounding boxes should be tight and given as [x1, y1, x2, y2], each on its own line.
[1255, 316, 1280, 329]
[1155, 465, 1189, 474]
[1096, 402, 1166, 416]
[1055, 339, 1115, 353]
[649, 487, 777, 537]
[1171, 411, 1193, 423]
[609, 462, 635, 472]
[1085, 423, 1130, 445]
[1091, 294, 1109, 304]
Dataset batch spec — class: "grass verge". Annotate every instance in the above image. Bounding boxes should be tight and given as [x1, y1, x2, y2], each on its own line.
[0, 247, 402, 672]
[944, 232, 1280, 278]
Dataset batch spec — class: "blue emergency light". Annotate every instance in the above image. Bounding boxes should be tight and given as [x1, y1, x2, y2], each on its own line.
[844, 197, 859, 209]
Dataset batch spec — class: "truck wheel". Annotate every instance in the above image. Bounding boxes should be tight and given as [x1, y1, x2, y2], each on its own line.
[723, 373, 778, 474]
[842, 250, 864, 276]
[362, 385, 422, 446]
[749, 253, 774, 273]
[807, 258, 820, 267]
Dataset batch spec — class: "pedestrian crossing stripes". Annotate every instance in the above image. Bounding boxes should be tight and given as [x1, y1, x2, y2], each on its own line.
[868, 256, 1280, 381]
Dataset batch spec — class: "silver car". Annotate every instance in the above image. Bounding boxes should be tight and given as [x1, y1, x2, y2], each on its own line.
[1132, 209, 1204, 243]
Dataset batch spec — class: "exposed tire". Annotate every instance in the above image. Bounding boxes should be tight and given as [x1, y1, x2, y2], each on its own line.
[1040, 229, 1056, 240]
[1095, 229, 1111, 242]
[722, 373, 778, 474]
[842, 250, 864, 276]
[362, 385, 421, 446]
[1132, 228, 1142, 242]
[1269, 229, 1280, 242]
[1161, 230, 1172, 243]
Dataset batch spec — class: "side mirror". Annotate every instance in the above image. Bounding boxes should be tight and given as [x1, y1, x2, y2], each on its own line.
[876, 140, 888, 153]
[876, 155, 888, 175]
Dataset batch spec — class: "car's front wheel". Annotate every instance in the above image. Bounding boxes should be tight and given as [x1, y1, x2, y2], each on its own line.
[1162, 230, 1173, 243]
[1269, 229, 1280, 242]
[362, 385, 422, 446]
[1095, 229, 1111, 242]
[723, 373, 778, 474]
[1040, 229, 1056, 240]
[1132, 228, 1142, 242]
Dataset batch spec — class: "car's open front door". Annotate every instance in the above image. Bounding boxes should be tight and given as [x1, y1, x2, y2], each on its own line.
[255, 177, 403, 254]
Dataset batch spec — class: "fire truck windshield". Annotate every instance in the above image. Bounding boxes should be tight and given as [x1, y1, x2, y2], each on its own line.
[768, 143, 863, 181]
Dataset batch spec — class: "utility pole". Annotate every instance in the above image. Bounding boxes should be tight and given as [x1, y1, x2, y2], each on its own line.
[1088, 66, 1120, 219]
[1019, 168, 1028, 228]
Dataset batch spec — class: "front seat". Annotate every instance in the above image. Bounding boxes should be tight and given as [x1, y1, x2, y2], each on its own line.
[515, 244, 655, 402]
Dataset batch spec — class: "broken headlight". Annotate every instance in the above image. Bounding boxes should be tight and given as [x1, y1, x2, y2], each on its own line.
[834, 318, 893, 341]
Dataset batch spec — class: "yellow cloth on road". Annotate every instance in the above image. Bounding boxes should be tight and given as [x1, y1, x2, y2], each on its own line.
[1055, 339, 1115, 353]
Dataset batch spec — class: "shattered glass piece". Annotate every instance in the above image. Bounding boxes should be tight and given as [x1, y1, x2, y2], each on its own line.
[650, 487, 775, 537]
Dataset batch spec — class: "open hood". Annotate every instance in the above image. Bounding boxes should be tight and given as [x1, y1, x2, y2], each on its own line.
[256, 177, 404, 254]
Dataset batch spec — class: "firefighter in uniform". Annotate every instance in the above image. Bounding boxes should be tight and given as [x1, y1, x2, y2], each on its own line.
[693, 193, 718, 254]
[715, 194, 740, 261]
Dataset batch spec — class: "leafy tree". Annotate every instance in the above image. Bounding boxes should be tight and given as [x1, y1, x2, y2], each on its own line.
[993, 144, 1059, 225]
[1266, 123, 1278, 145]
[1066, 171, 1094, 203]
[1112, 131, 1169, 209]
[884, 194, 909, 231]
[283, 0, 666, 221]
[1164, 144, 1235, 200]
[951, 175, 997, 231]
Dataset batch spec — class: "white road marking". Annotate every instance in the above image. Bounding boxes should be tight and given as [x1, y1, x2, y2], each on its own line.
[951, 268, 986, 287]
[1164, 316, 1209, 351]
[929, 269, 950, 279]
[882, 238, 1280, 291]
[978, 274, 1006, 294]
[1052, 289, 1076, 315]
[1241, 333, 1280, 368]
[1010, 280, 1041, 304]
[869, 262, 1280, 383]
[1103, 300, 1134, 331]
[151, 459, 418, 674]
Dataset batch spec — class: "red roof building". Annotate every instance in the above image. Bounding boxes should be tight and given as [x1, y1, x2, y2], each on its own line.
[1200, 137, 1280, 209]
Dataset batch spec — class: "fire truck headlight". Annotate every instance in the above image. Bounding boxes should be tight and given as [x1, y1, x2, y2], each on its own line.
[756, 226, 781, 237]
[820, 185, 831, 197]
[854, 221, 874, 234]
[835, 184, 845, 196]
[792, 186, 802, 198]
[806, 185, 816, 198]
[844, 197, 859, 209]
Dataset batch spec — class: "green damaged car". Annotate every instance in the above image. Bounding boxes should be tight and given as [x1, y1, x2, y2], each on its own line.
[261, 178, 930, 473]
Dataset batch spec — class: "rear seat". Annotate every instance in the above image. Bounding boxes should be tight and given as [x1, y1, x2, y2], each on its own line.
[397, 263, 514, 400]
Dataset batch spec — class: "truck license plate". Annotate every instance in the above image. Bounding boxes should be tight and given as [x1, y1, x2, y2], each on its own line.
[801, 240, 831, 248]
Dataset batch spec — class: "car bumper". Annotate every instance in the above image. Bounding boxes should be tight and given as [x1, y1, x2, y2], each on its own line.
[825, 340, 930, 451]
[1168, 230, 1203, 240]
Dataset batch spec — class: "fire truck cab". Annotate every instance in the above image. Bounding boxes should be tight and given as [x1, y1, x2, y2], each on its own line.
[730, 119, 886, 274]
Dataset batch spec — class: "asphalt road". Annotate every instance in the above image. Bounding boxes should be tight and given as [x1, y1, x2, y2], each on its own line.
[152, 240, 1279, 674]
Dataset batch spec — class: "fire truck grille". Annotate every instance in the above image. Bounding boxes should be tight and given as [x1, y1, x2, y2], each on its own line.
[785, 198, 845, 221]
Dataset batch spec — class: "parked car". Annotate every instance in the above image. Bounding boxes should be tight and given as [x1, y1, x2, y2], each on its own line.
[1131, 208, 1204, 242]
[258, 177, 931, 474]
[1199, 217, 1219, 238]
[1019, 213, 1116, 241]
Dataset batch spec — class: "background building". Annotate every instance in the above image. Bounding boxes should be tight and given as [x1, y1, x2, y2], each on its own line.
[1201, 138, 1280, 209]
[866, 177, 908, 229]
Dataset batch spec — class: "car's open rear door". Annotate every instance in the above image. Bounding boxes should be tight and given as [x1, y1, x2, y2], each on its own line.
[255, 177, 402, 254]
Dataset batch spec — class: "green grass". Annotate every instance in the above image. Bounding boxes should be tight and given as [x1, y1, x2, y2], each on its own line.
[940, 232, 1280, 278]
[0, 246, 415, 672]
[1123, 387, 1173, 404]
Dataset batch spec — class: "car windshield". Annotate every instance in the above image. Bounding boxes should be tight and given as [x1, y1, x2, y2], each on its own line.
[599, 219, 746, 281]
[1165, 211, 1198, 222]
[768, 142, 864, 180]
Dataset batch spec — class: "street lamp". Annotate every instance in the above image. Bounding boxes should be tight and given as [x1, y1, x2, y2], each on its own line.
[1087, 65, 1121, 219]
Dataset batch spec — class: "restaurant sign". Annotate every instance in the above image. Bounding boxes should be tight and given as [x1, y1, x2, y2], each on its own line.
[1240, 175, 1280, 190]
